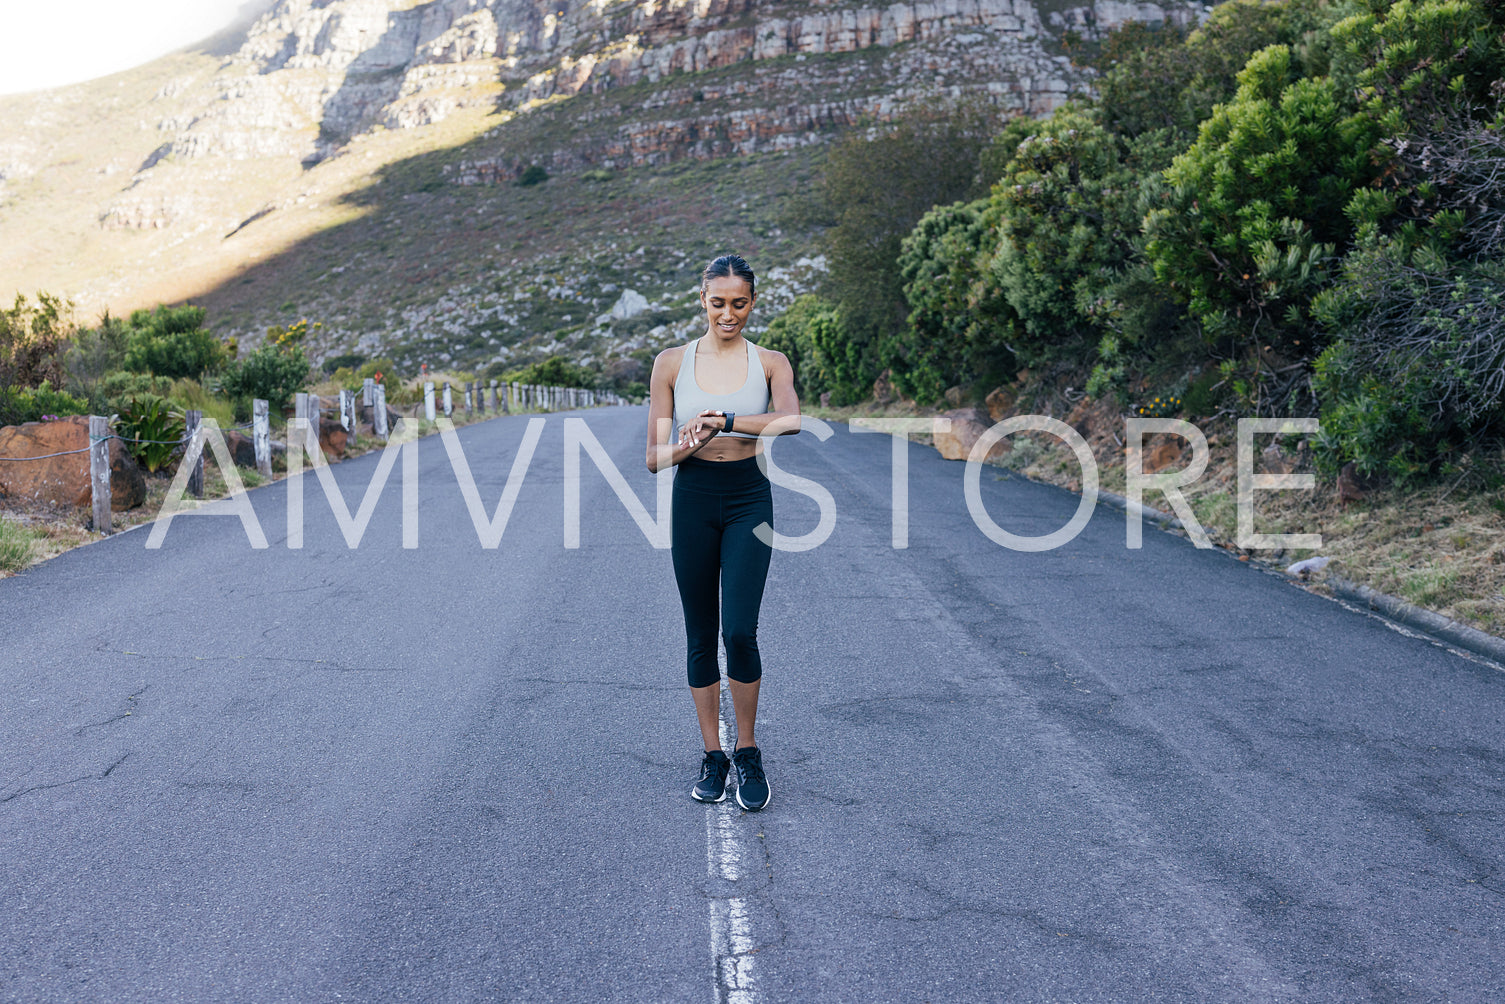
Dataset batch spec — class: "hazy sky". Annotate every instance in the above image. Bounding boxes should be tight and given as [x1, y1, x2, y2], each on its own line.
[0, 0, 262, 96]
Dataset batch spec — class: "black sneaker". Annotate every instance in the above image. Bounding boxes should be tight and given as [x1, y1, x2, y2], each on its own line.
[691, 750, 731, 803]
[732, 746, 770, 811]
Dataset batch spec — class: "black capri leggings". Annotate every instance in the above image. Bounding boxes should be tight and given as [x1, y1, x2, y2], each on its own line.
[672, 456, 774, 689]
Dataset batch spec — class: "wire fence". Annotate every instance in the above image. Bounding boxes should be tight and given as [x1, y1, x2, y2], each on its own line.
[0, 423, 256, 463]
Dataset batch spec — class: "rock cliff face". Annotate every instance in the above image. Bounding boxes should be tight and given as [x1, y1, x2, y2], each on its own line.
[0, 0, 1207, 370]
[143, 0, 1203, 178]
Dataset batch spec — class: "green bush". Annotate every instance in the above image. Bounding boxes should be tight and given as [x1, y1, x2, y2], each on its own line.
[123, 305, 227, 380]
[100, 371, 173, 410]
[219, 344, 311, 411]
[167, 378, 237, 430]
[504, 355, 597, 388]
[0, 292, 73, 390]
[323, 352, 366, 373]
[517, 165, 549, 186]
[113, 394, 185, 473]
[0, 381, 89, 426]
[65, 312, 132, 407]
[894, 200, 1014, 403]
[760, 296, 858, 403]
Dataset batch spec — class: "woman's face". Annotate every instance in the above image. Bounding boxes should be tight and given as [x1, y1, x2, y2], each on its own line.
[701, 276, 755, 339]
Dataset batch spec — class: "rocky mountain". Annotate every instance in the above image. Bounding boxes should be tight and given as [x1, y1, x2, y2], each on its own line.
[0, 0, 1204, 377]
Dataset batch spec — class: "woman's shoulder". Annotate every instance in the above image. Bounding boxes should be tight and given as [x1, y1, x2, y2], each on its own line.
[651, 340, 698, 385]
[751, 342, 789, 377]
[653, 341, 691, 369]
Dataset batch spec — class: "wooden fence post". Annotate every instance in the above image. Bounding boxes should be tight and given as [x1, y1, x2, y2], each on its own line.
[184, 409, 204, 499]
[443, 382, 453, 417]
[89, 415, 111, 535]
[374, 384, 389, 441]
[423, 382, 436, 421]
[253, 398, 271, 477]
[464, 381, 474, 414]
[340, 389, 356, 448]
[488, 379, 498, 413]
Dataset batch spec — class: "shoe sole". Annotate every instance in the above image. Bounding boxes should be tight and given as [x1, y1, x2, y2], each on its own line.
[691, 786, 727, 803]
[734, 781, 770, 812]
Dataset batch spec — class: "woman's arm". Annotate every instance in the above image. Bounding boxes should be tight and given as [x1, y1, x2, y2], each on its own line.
[646, 347, 721, 472]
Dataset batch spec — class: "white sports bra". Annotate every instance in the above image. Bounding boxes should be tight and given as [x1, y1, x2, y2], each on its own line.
[673, 336, 770, 440]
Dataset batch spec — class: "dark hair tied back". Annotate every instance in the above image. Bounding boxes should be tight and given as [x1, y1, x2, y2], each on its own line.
[701, 254, 755, 296]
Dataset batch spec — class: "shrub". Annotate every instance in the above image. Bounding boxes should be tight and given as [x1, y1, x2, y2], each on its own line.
[64, 312, 131, 406]
[123, 305, 227, 379]
[0, 292, 73, 390]
[517, 165, 549, 186]
[817, 100, 1004, 394]
[219, 344, 311, 411]
[0, 381, 89, 426]
[100, 371, 173, 410]
[504, 355, 596, 388]
[323, 352, 366, 373]
[894, 199, 1015, 403]
[113, 394, 185, 473]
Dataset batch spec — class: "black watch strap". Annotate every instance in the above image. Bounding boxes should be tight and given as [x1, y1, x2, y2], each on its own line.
[724, 412, 735, 434]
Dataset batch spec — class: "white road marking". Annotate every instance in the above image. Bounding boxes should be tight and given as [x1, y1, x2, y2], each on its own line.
[706, 679, 758, 1003]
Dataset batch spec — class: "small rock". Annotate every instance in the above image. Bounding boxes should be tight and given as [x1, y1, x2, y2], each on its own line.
[984, 386, 1015, 422]
[1261, 443, 1294, 475]
[1286, 556, 1331, 579]
[872, 370, 896, 405]
[1337, 462, 1370, 504]
[1142, 438, 1184, 474]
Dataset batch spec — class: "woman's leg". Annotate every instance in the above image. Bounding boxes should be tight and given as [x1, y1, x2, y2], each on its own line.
[672, 481, 725, 750]
[720, 482, 773, 750]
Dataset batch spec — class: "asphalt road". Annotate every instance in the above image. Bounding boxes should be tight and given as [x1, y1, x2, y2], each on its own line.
[1, 406, 1501, 1003]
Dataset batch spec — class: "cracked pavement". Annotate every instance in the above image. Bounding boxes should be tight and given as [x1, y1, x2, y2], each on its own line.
[1, 405, 1502, 1002]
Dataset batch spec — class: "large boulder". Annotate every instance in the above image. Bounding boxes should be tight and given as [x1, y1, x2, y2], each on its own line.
[224, 430, 285, 469]
[934, 408, 1009, 463]
[0, 417, 146, 510]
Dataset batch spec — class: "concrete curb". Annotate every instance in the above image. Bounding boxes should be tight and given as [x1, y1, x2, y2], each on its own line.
[1090, 485, 1505, 667]
[1324, 576, 1505, 667]
[1093, 488, 1184, 530]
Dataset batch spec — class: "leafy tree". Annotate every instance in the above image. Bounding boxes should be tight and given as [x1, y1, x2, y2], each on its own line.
[123, 304, 227, 380]
[507, 355, 597, 388]
[1144, 45, 1380, 373]
[816, 101, 1004, 400]
[986, 111, 1151, 367]
[893, 200, 1015, 403]
[1093, 0, 1333, 140]
[760, 295, 849, 402]
[0, 292, 73, 390]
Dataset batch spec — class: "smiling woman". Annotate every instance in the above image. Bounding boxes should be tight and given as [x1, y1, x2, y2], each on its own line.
[646, 253, 801, 813]
[0, 0, 264, 96]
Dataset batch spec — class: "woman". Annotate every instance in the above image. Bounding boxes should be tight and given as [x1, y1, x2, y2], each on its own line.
[646, 254, 800, 811]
